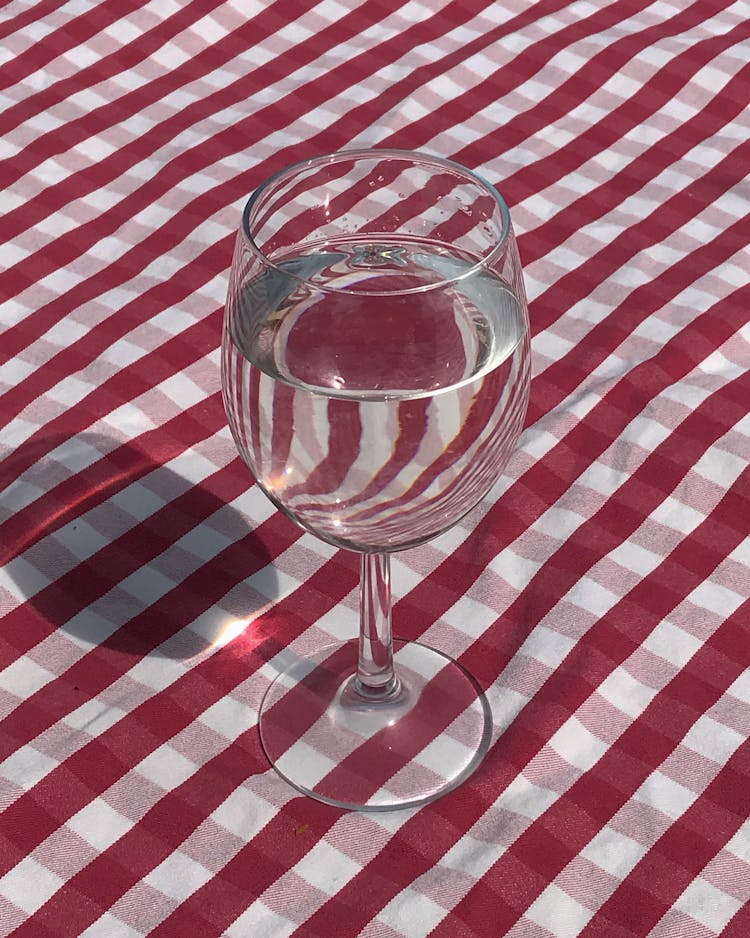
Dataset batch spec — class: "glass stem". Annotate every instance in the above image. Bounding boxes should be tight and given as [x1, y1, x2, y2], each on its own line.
[356, 552, 398, 699]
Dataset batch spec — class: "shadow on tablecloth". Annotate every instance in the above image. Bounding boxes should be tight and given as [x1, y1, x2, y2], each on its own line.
[1, 431, 279, 662]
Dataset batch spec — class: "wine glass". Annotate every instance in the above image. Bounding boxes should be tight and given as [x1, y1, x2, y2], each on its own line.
[222, 149, 530, 811]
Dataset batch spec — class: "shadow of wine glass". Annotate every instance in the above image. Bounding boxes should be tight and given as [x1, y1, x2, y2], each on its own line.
[0, 431, 280, 662]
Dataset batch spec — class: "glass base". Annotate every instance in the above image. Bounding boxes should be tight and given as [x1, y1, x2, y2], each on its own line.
[259, 639, 492, 811]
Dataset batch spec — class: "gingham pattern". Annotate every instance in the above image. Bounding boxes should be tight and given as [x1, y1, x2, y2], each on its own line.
[1, 0, 748, 935]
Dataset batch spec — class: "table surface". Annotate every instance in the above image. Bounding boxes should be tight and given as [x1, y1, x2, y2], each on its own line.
[1, 1, 749, 936]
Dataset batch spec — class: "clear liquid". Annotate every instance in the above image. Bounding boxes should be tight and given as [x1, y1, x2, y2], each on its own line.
[223, 239, 530, 552]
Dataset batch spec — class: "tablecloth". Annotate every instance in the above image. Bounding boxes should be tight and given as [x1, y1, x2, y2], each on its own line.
[1, 0, 749, 935]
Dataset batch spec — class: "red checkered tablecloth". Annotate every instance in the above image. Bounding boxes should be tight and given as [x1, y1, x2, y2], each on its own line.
[1, 1, 749, 935]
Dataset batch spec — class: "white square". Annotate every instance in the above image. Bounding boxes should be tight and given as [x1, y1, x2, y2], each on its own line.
[1, 227, 25, 262]
[144, 850, 213, 903]
[99, 339, 146, 369]
[400, 96, 430, 121]
[40, 266, 83, 294]
[633, 314, 681, 349]
[589, 353, 629, 387]
[642, 619, 703, 668]
[176, 525, 232, 562]
[172, 450, 223, 487]
[548, 716, 608, 772]
[150, 306, 197, 337]
[50, 436, 106, 474]
[632, 769, 698, 820]
[674, 877, 743, 934]
[727, 536, 750, 568]
[157, 372, 207, 409]
[103, 17, 142, 44]
[68, 799, 132, 852]
[101, 401, 157, 435]
[519, 426, 559, 460]
[226, 903, 295, 938]
[500, 773, 558, 821]
[390, 556, 426, 594]
[0, 857, 63, 914]
[582, 826, 647, 878]
[80, 912, 144, 937]
[1, 475, 45, 513]
[211, 783, 276, 842]
[566, 297, 614, 333]
[1, 356, 36, 387]
[486, 685, 529, 733]
[0, 746, 58, 789]
[683, 715, 745, 765]
[518, 625, 575, 669]
[63, 608, 120, 650]
[45, 376, 93, 407]
[0, 656, 55, 697]
[2, 415, 43, 450]
[199, 693, 257, 739]
[133, 202, 173, 229]
[266, 563, 318, 606]
[686, 580, 744, 619]
[526, 884, 593, 937]
[430, 521, 466, 555]
[275, 740, 335, 788]
[61, 42, 99, 70]
[378, 888, 446, 937]
[608, 540, 663, 578]
[727, 668, 750, 706]
[64, 697, 127, 737]
[660, 381, 710, 412]
[294, 840, 360, 895]
[52, 519, 109, 560]
[535, 506, 585, 541]
[75, 129, 116, 161]
[441, 832, 506, 880]
[129, 654, 185, 692]
[2, 555, 50, 599]
[698, 348, 741, 379]
[442, 595, 498, 639]
[112, 482, 166, 522]
[204, 346, 221, 367]
[491, 546, 541, 590]
[597, 667, 658, 719]
[119, 565, 176, 606]
[81, 187, 119, 212]
[724, 818, 750, 864]
[45, 318, 89, 348]
[725, 260, 749, 290]
[175, 171, 219, 195]
[136, 745, 197, 790]
[531, 328, 575, 363]
[565, 577, 620, 617]
[413, 732, 474, 778]
[650, 496, 706, 534]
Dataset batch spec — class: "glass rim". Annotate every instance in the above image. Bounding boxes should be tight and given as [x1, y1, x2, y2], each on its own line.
[240, 147, 512, 297]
